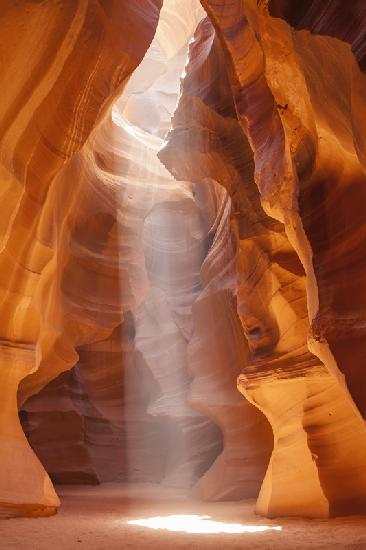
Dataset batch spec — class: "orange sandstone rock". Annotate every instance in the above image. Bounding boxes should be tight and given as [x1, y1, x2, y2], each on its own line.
[199, 0, 366, 517]
[2, 0, 366, 522]
[0, 0, 162, 517]
[160, 17, 274, 501]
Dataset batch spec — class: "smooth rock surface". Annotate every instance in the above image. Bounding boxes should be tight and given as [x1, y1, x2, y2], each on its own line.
[1, 0, 366, 523]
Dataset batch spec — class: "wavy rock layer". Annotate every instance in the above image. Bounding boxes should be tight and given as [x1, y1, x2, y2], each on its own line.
[17, 0, 226, 505]
[160, 18, 274, 501]
[196, 0, 366, 517]
[0, 0, 163, 517]
[1, 0, 366, 522]
[21, 317, 171, 486]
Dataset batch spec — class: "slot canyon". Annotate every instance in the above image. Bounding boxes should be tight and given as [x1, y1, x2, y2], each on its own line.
[1, 0, 366, 548]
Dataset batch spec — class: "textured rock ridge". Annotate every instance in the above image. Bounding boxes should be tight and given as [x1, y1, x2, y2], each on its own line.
[0, 0, 163, 517]
[1, 0, 366, 522]
[197, 0, 366, 517]
[160, 17, 274, 501]
[18, 0, 225, 503]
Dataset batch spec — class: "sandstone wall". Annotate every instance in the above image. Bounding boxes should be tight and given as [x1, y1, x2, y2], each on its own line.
[1, 0, 366, 521]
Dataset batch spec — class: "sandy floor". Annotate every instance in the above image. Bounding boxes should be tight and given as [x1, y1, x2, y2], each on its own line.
[1, 483, 366, 549]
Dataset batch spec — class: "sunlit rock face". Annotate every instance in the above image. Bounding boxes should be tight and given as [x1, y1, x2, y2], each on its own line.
[2, 0, 366, 523]
[268, 0, 366, 71]
[195, 0, 366, 518]
[160, 18, 274, 501]
[0, 0, 163, 517]
[267, 0, 366, 416]
[18, 0, 228, 507]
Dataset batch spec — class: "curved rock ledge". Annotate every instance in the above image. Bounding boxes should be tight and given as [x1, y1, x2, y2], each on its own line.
[0, 0, 163, 517]
[1, 0, 366, 521]
[198, 0, 366, 517]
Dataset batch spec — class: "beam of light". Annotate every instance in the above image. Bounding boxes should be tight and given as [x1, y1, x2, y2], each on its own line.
[128, 514, 282, 534]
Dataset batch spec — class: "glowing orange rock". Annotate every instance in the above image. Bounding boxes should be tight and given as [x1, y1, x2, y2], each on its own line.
[0, 0, 162, 517]
[200, 0, 366, 517]
[160, 17, 274, 501]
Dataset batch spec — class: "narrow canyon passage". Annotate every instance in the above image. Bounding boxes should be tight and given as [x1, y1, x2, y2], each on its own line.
[18, 0, 271, 502]
[2, 0, 366, 548]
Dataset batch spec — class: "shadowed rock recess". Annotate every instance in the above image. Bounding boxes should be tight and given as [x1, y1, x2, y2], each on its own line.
[0, 0, 366, 520]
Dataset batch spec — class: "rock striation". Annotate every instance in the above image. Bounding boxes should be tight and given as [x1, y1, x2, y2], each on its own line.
[159, 18, 274, 501]
[0, 0, 163, 517]
[197, 0, 366, 517]
[1, 0, 366, 521]
[15, 0, 231, 509]
[21, 0, 272, 500]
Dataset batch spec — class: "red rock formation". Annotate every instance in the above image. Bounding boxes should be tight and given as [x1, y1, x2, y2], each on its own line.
[197, 0, 366, 517]
[21, 318, 170, 486]
[0, 0, 163, 517]
[268, 0, 366, 71]
[159, 17, 274, 501]
[2, 0, 366, 522]
[18, 0, 224, 505]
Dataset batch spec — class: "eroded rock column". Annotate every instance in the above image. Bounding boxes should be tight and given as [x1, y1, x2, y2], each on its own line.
[200, 0, 366, 517]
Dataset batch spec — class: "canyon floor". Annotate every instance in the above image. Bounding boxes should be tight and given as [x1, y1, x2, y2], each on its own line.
[1, 483, 366, 549]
